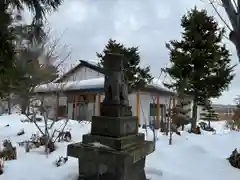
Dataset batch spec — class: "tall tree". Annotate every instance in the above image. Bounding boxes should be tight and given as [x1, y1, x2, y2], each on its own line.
[97, 39, 153, 90]
[0, 0, 63, 97]
[0, 2, 16, 97]
[164, 7, 235, 129]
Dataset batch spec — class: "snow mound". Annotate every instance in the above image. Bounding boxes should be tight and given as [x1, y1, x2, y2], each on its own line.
[0, 114, 240, 180]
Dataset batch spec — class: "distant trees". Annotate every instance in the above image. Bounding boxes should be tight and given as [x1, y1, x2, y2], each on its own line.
[200, 100, 219, 127]
[97, 39, 153, 90]
[164, 7, 235, 129]
[232, 96, 240, 129]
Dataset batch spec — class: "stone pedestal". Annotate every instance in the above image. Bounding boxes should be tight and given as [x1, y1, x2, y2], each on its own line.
[67, 113, 155, 180]
[100, 103, 132, 117]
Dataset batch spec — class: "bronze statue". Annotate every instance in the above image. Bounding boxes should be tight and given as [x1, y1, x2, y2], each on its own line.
[80, 53, 129, 106]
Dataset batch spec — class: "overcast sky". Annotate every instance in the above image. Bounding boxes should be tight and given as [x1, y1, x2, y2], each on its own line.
[42, 0, 240, 105]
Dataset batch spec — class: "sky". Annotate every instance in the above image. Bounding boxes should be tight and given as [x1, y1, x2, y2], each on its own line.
[31, 0, 240, 105]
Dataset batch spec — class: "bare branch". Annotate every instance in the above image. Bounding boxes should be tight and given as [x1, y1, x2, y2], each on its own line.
[210, 0, 233, 31]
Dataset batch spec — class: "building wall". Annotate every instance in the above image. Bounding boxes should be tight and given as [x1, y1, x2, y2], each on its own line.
[40, 94, 67, 119]
[42, 64, 175, 122]
[38, 90, 174, 124]
[63, 67, 103, 82]
[138, 92, 171, 125]
[94, 92, 172, 125]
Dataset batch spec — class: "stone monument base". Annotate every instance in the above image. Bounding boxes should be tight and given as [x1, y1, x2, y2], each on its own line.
[67, 114, 155, 180]
[100, 103, 132, 117]
[67, 140, 154, 180]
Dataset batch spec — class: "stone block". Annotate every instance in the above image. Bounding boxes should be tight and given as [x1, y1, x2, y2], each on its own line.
[82, 133, 145, 150]
[91, 116, 138, 137]
[67, 140, 155, 180]
[100, 103, 132, 117]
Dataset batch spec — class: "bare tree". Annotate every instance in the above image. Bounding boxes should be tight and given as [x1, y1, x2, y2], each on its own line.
[202, 0, 240, 60]
[25, 80, 71, 154]
[13, 23, 71, 115]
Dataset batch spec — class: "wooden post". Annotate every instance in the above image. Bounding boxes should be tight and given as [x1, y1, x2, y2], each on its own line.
[98, 94, 101, 116]
[74, 95, 78, 120]
[172, 97, 176, 108]
[156, 95, 160, 129]
[166, 97, 172, 136]
[136, 91, 140, 124]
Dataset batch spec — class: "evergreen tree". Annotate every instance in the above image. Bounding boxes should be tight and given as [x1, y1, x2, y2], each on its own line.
[97, 39, 153, 90]
[0, 2, 16, 97]
[200, 100, 219, 127]
[164, 7, 235, 129]
[0, 0, 63, 98]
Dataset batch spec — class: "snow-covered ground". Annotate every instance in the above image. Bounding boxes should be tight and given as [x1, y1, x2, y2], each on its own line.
[0, 114, 240, 180]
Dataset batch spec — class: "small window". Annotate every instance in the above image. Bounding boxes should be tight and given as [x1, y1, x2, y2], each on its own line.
[150, 103, 157, 116]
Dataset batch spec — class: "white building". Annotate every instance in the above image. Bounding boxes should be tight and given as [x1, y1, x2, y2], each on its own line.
[34, 61, 178, 126]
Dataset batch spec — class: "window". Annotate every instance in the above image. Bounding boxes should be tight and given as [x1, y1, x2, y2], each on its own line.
[150, 103, 157, 116]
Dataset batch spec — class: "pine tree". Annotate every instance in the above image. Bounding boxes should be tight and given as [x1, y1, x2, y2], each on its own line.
[200, 100, 219, 127]
[97, 39, 153, 90]
[0, 2, 16, 97]
[164, 7, 235, 129]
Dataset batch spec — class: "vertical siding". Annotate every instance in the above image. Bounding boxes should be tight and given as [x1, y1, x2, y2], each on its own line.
[68, 103, 73, 119]
[138, 92, 171, 125]
[63, 67, 103, 82]
[139, 93, 151, 125]
[128, 93, 137, 116]
[87, 102, 95, 119]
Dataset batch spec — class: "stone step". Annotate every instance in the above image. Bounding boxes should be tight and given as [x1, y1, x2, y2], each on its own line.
[82, 133, 145, 150]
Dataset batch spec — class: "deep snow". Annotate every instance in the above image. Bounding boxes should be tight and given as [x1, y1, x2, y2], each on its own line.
[0, 114, 240, 180]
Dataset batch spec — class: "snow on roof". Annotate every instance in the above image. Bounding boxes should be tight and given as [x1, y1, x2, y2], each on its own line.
[149, 78, 175, 94]
[34, 77, 104, 93]
[34, 77, 174, 94]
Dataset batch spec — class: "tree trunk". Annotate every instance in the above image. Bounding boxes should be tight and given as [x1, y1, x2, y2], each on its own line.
[26, 99, 30, 115]
[55, 93, 59, 121]
[191, 97, 198, 129]
[7, 93, 11, 115]
[21, 99, 28, 115]
[181, 125, 184, 131]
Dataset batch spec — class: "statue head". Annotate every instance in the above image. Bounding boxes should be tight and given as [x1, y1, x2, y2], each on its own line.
[103, 53, 124, 71]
